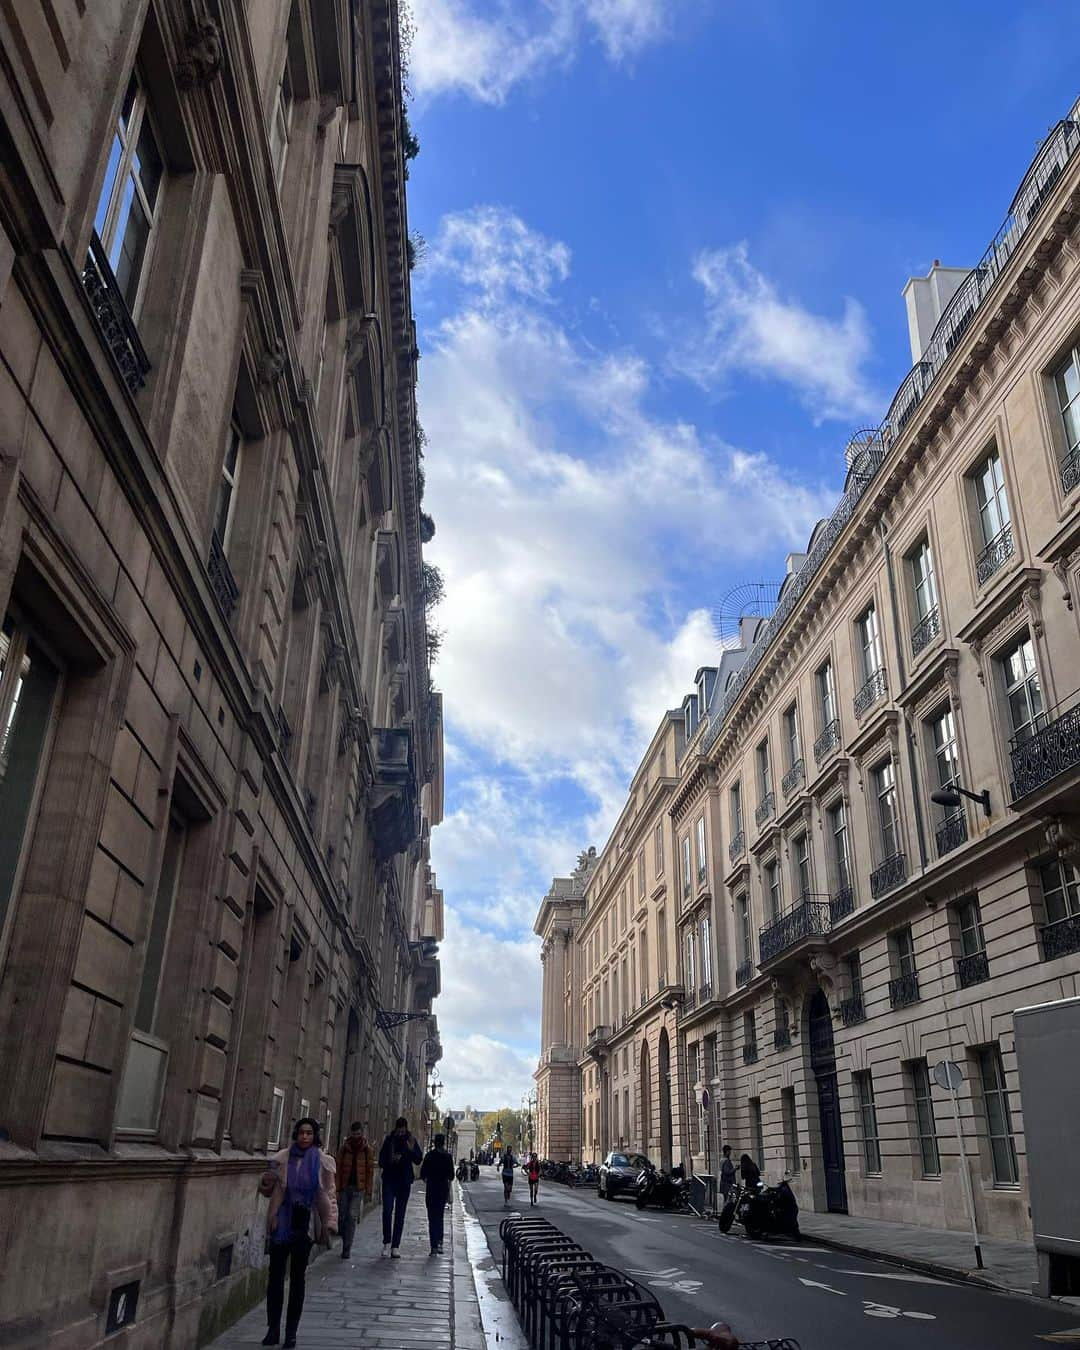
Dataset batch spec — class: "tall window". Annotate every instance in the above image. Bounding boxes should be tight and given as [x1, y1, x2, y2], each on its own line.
[730, 781, 743, 835]
[817, 659, 838, 727]
[872, 759, 901, 859]
[827, 799, 852, 893]
[696, 815, 707, 880]
[1038, 858, 1080, 926]
[792, 834, 811, 902]
[749, 1096, 764, 1164]
[756, 740, 772, 800]
[684, 926, 696, 991]
[764, 859, 782, 922]
[856, 604, 883, 681]
[654, 822, 664, 876]
[743, 1009, 757, 1051]
[909, 539, 938, 621]
[930, 705, 961, 820]
[909, 1059, 940, 1176]
[1053, 343, 1080, 479]
[978, 1046, 1019, 1185]
[892, 924, 917, 979]
[639, 928, 649, 998]
[783, 704, 801, 768]
[957, 896, 987, 956]
[92, 73, 164, 310]
[854, 1071, 882, 1173]
[637, 850, 646, 900]
[681, 836, 692, 900]
[269, 49, 295, 186]
[735, 894, 750, 963]
[214, 417, 244, 554]
[699, 915, 712, 989]
[846, 951, 863, 1003]
[973, 450, 1011, 545]
[657, 907, 668, 982]
[999, 636, 1042, 744]
[782, 1087, 800, 1172]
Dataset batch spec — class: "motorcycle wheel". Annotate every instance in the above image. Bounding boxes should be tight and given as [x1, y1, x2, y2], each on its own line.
[718, 1202, 736, 1233]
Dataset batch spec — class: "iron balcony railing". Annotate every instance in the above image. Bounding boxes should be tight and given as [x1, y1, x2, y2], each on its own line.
[773, 1025, 792, 1051]
[814, 718, 842, 766]
[754, 791, 776, 828]
[728, 829, 745, 865]
[1009, 698, 1080, 800]
[888, 972, 921, 1008]
[957, 950, 990, 988]
[935, 812, 967, 857]
[699, 981, 713, 1002]
[854, 667, 888, 718]
[911, 606, 941, 657]
[839, 994, 866, 1026]
[1042, 913, 1080, 960]
[1062, 445, 1080, 497]
[870, 851, 906, 898]
[208, 533, 239, 621]
[82, 231, 151, 394]
[781, 758, 805, 796]
[742, 1040, 759, 1065]
[697, 104, 1080, 767]
[697, 864, 707, 887]
[759, 900, 831, 964]
[735, 958, 753, 988]
[976, 523, 1014, 585]
[829, 884, 855, 925]
[682, 989, 697, 1013]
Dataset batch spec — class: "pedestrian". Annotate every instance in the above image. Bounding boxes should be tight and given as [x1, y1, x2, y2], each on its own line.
[739, 1152, 762, 1188]
[719, 1143, 736, 1201]
[378, 1116, 422, 1258]
[500, 1147, 517, 1205]
[525, 1152, 541, 1206]
[335, 1121, 373, 1260]
[258, 1117, 338, 1348]
[420, 1133, 456, 1255]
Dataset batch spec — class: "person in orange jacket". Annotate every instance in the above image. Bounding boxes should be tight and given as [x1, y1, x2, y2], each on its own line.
[335, 1122, 374, 1259]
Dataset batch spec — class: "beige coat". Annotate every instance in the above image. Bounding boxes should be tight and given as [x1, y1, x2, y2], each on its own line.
[259, 1147, 339, 1245]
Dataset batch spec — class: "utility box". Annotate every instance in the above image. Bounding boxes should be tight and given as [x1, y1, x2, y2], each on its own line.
[1015, 994, 1080, 1296]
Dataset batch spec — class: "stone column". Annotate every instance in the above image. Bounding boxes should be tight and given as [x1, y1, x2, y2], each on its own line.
[540, 942, 552, 1051]
[550, 932, 568, 1047]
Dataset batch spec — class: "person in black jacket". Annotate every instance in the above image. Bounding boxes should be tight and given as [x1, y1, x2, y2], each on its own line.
[420, 1134, 456, 1255]
[739, 1153, 762, 1188]
[378, 1117, 423, 1257]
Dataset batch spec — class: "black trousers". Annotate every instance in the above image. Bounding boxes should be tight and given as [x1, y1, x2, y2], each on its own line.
[426, 1186, 449, 1248]
[266, 1235, 313, 1336]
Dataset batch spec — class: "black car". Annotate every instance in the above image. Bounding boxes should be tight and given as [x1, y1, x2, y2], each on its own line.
[597, 1151, 652, 1199]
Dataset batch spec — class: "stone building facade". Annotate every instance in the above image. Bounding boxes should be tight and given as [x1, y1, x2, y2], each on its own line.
[0, 2, 442, 1346]
[537, 91, 1080, 1246]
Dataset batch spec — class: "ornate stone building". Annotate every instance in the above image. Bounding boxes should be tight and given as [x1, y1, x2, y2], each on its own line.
[0, 2, 442, 1346]
[537, 91, 1080, 1249]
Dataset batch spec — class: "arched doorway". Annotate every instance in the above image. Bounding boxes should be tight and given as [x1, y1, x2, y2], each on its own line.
[808, 989, 847, 1213]
[658, 1028, 673, 1170]
[639, 1040, 652, 1153]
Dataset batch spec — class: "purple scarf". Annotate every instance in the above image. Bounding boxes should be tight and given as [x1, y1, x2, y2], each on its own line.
[273, 1143, 321, 1243]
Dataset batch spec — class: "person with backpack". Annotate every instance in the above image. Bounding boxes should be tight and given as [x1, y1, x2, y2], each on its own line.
[524, 1152, 541, 1206]
[420, 1133, 456, 1255]
[500, 1147, 517, 1205]
[335, 1121, 373, 1260]
[377, 1116, 423, 1258]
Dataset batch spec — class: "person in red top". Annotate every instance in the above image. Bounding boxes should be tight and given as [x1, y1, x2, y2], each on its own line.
[524, 1152, 541, 1206]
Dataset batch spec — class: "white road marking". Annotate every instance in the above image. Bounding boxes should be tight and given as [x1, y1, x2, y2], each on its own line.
[833, 1267, 945, 1286]
[862, 1300, 936, 1320]
[799, 1277, 846, 1294]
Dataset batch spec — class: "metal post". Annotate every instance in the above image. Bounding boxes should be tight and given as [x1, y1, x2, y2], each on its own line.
[949, 1081, 984, 1269]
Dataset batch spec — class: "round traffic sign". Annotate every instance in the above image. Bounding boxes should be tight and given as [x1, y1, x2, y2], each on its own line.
[933, 1059, 964, 1091]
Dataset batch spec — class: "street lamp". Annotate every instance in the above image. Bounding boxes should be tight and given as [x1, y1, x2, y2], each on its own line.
[930, 783, 991, 817]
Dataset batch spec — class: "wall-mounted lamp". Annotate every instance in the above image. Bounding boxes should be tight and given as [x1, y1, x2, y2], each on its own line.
[930, 784, 991, 817]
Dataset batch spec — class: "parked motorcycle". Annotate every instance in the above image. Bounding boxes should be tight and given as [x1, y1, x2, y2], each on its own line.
[718, 1179, 800, 1240]
[634, 1163, 689, 1211]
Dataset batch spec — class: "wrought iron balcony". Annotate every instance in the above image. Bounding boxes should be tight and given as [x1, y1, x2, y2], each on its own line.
[208, 533, 239, 621]
[870, 851, 906, 898]
[1009, 701, 1080, 800]
[371, 727, 417, 862]
[759, 900, 831, 964]
[781, 758, 805, 796]
[888, 972, 921, 1008]
[728, 830, 745, 865]
[697, 864, 707, 887]
[854, 667, 888, 718]
[735, 958, 753, 987]
[935, 812, 967, 857]
[82, 231, 151, 394]
[1042, 913, 1080, 960]
[682, 989, 697, 1013]
[1061, 445, 1080, 497]
[754, 792, 776, 828]
[957, 950, 990, 988]
[773, 1025, 792, 1051]
[975, 523, 1014, 585]
[699, 981, 713, 1002]
[839, 994, 865, 1026]
[911, 606, 940, 657]
[742, 1040, 759, 1064]
[829, 885, 855, 925]
[586, 1025, 611, 1055]
[814, 718, 842, 766]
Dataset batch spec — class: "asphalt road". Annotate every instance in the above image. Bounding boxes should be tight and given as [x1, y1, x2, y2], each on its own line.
[463, 1168, 1080, 1350]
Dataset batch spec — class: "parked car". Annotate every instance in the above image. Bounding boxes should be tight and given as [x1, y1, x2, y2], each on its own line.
[598, 1151, 653, 1200]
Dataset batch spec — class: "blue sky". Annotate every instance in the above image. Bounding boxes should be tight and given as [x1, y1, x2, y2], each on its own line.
[406, 0, 1080, 1110]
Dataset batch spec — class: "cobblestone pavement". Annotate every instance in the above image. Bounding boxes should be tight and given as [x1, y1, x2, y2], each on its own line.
[207, 1186, 485, 1350]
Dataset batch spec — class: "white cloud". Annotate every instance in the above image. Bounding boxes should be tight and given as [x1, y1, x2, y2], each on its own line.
[409, 0, 670, 104]
[439, 1033, 539, 1112]
[429, 206, 571, 305]
[689, 242, 880, 423]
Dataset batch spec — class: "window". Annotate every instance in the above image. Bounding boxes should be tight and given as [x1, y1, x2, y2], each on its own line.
[973, 450, 1011, 546]
[92, 73, 164, 310]
[817, 660, 838, 727]
[999, 636, 1043, 744]
[978, 1046, 1019, 1185]
[681, 836, 692, 900]
[269, 1086, 286, 1150]
[213, 417, 244, 554]
[846, 951, 863, 1002]
[684, 926, 696, 991]
[756, 740, 772, 799]
[892, 924, 917, 979]
[699, 915, 712, 989]
[654, 822, 664, 876]
[764, 859, 782, 922]
[856, 604, 883, 682]
[930, 706, 960, 804]
[749, 1096, 764, 1164]
[909, 1059, 940, 1176]
[1038, 858, 1080, 925]
[639, 928, 648, 998]
[730, 781, 743, 836]
[743, 1010, 757, 1050]
[957, 896, 986, 957]
[637, 850, 646, 900]
[909, 539, 939, 621]
[782, 1087, 799, 1172]
[270, 49, 295, 187]
[695, 816, 707, 880]
[792, 834, 811, 902]
[735, 894, 750, 963]
[783, 704, 801, 768]
[1053, 342, 1080, 482]
[657, 907, 668, 982]
[854, 1071, 882, 1173]
[827, 799, 852, 894]
[872, 759, 901, 859]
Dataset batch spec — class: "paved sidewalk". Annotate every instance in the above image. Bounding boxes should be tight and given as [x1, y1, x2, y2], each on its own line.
[208, 1185, 485, 1349]
[798, 1210, 1037, 1294]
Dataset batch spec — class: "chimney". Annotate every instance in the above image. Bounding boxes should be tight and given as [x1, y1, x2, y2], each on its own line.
[901, 261, 972, 364]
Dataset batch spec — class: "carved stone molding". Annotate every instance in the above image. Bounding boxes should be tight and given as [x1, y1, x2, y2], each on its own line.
[1052, 552, 1075, 612]
[317, 95, 339, 136]
[176, 19, 223, 89]
[257, 340, 286, 386]
[1045, 816, 1080, 863]
[808, 950, 839, 999]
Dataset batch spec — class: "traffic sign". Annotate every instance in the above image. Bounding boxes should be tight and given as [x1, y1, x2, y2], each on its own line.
[701, 1086, 711, 1111]
[933, 1060, 964, 1091]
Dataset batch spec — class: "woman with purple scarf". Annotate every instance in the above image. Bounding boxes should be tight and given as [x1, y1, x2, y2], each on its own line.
[258, 1117, 339, 1347]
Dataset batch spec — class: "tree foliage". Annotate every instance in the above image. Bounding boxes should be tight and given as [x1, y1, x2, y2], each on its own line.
[479, 1108, 526, 1153]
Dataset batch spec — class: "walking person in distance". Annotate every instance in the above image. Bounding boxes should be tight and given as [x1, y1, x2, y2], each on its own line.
[525, 1152, 541, 1206]
[500, 1146, 517, 1205]
[719, 1143, 736, 1202]
[378, 1116, 422, 1257]
[258, 1117, 338, 1348]
[335, 1121, 373, 1260]
[420, 1133, 455, 1255]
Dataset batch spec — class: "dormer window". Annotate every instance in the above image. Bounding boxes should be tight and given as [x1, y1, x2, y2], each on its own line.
[683, 697, 697, 742]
